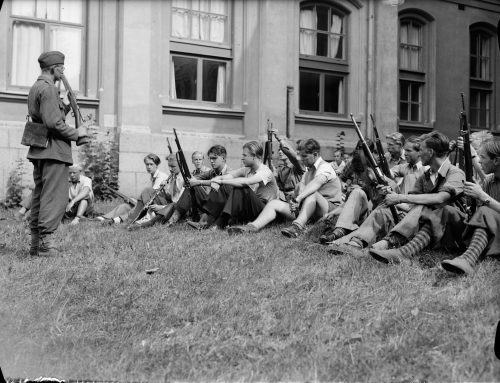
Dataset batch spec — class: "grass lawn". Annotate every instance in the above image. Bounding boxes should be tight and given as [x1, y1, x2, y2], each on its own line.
[0, 201, 499, 382]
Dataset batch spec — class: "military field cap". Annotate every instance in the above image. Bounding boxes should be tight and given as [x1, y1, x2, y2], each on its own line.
[38, 51, 65, 68]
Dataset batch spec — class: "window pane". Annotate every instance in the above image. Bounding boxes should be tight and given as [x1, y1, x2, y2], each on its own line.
[35, 0, 59, 20]
[11, 0, 36, 17]
[60, 0, 83, 24]
[11, 21, 44, 87]
[202, 60, 225, 103]
[300, 71, 320, 111]
[330, 35, 343, 59]
[324, 75, 343, 113]
[50, 26, 82, 91]
[317, 33, 328, 57]
[410, 83, 420, 103]
[400, 81, 409, 101]
[470, 55, 477, 78]
[173, 56, 197, 100]
[400, 102, 409, 121]
[317, 6, 329, 31]
[410, 103, 420, 122]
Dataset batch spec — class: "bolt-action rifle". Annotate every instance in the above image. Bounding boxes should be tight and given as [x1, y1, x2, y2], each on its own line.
[263, 119, 274, 172]
[59, 73, 90, 146]
[350, 114, 399, 224]
[173, 129, 199, 221]
[103, 185, 137, 207]
[370, 114, 393, 179]
[460, 92, 476, 216]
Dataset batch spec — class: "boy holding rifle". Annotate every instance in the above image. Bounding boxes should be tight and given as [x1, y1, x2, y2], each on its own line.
[369, 131, 466, 265]
[227, 138, 341, 236]
[442, 138, 500, 274]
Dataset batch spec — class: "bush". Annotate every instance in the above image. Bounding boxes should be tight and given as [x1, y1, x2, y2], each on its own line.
[78, 117, 119, 201]
[3, 158, 27, 208]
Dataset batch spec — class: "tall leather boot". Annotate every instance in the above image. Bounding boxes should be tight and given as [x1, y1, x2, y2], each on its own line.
[39, 234, 59, 257]
[30, 229, 40, 256]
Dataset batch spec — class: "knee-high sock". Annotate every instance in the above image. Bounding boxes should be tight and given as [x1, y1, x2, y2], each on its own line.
[459, 228, 489, 266]
[399, 223, 432, 258]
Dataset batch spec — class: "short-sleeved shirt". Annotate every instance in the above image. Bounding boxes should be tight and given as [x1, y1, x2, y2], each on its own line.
[412, 159, 465, 207]
[301, 157, 343, 204]
[231, 163, 278, 202]
[151, 169, 168, 190]
[391, 161, 427, 195]
[481, 174, 500, 203]
[69, 175, 93, 201]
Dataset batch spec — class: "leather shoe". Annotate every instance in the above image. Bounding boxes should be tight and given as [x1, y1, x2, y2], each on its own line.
[227, 224, 259, 235]
[319, 227, 350, 245]
[281, 224, 304, 238]
[441, 257, 474, 275]
[369, 248, 412, 265]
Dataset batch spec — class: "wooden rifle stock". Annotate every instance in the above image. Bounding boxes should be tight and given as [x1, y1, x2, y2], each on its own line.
[370, 114, 392, 179]
[173, 129, 199, 221]
[167, 137, 173, 155]
[350, 114, 399, 224]
[460, 93, 476, 216]
[59, 73, 89, 146]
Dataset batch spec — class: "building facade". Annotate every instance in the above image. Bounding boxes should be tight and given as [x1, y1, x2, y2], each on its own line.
[0, 0, 499, 197]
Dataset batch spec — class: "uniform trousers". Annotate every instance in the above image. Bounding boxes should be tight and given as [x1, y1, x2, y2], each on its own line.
[30, 159, 69, 236]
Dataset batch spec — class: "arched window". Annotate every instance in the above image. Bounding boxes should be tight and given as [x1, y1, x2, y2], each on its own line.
[469, 26, 494, 130]
[299, 1, 348, 116]
[398, 16, 426, 123]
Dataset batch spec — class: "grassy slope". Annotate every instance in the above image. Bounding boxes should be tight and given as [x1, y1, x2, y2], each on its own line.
[0, 202, 499, 382]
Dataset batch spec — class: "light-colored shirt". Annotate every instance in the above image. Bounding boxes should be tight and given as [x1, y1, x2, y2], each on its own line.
[69, 175, 93, 201]
[231, 163, 278, 202]
[300, 157, 343, 204]
[391, 161, 427, 195]
[331, 160, 346, 175]
[165, 172, 185, 203]
[151, 169, 168, 190]
[481, 174, 500, 203]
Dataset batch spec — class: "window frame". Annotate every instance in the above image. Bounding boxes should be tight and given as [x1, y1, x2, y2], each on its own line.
[398, 14, 429, 125]
[298, 1, 349, 118]
[170, 53, 230, 106]
[168, 0, 232, 107]
[7, 0, 87, 92]
[469, 26, 495, 131]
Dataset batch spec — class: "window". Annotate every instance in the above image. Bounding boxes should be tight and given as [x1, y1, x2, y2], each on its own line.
[170, 55, 226, 103]
[299, 2, 348, 116]
[469, 29, 493, 130]
[398, 17, 426, 123]
[9, 0, 84, 90]
[170, 0, 230, 105]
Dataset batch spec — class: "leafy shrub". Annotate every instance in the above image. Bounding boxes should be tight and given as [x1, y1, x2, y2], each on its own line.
[3, 158, 27, 208]
[78, 117, 119, 201]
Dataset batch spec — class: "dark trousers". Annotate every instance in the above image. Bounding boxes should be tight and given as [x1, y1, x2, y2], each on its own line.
[121, 187, 169, 223]
[30, 159, 69, 236]
[176, 186, 211, 216]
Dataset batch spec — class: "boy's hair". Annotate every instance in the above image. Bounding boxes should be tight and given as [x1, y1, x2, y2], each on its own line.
[243, 141, 264, 160]
[334, 149, 344, 156]
[144, 153, 161, 166]
[419, 131, 450, 157]
[386, 132, 405, 147]
[482, 138, 500, 159]
[192, 151, 204, 159]
[297, 138, 321, 154]
[207, 145, 227, 159]
[405, 136, 421, 151]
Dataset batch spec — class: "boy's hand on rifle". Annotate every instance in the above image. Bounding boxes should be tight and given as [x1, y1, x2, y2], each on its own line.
[289, 198, 300, 213]
[463, 181, 486, 201]
[376, 184, 392, 195]
[384, 192, 401, 206]
[149, 204, 164, 212]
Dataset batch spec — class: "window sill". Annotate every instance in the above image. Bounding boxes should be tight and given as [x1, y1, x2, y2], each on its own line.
[295, 113, 353, 128]
[0, 91, 99, 107]
[398, 121, 433, 133]
[163, 103, 245, 119]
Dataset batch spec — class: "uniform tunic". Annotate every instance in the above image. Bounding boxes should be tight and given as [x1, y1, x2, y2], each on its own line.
[27, 75, 79, 236]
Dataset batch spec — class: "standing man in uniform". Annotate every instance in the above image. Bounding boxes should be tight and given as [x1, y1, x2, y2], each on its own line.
[27, 51, 88, 256]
